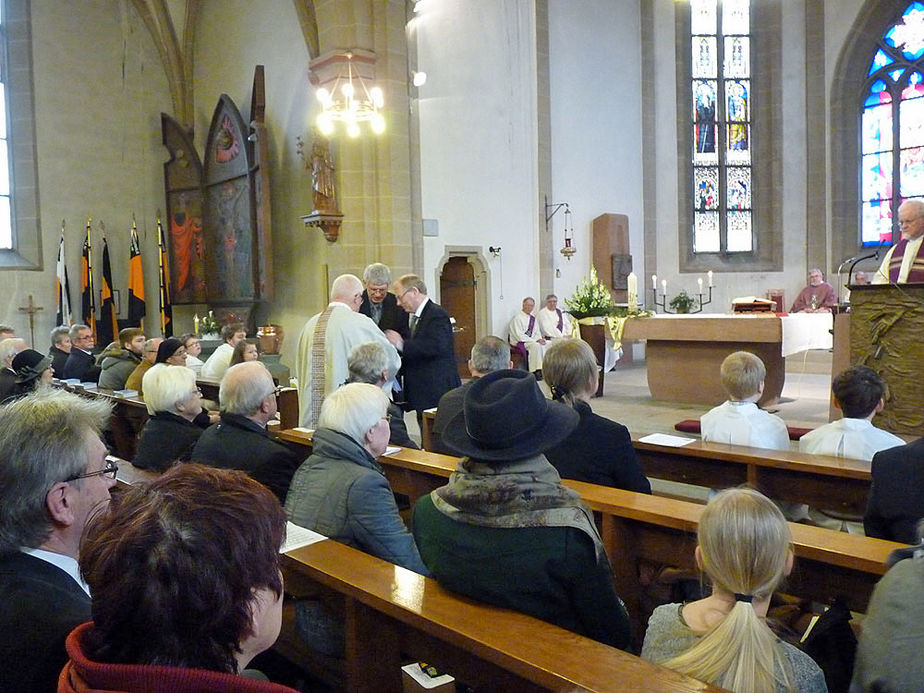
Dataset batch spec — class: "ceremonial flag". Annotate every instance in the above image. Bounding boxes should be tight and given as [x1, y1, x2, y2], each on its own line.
[81, 218, 96, 339]
[157, 217, 173, 337]
[55, 222, 73, 326]
[127, 218, 145, 329]
[98, 232, 118, 346]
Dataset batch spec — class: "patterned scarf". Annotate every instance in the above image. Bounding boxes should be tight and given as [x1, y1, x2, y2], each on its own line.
[431, 454, 605, 559]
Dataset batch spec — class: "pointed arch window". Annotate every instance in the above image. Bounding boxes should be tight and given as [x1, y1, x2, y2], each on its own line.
[691, 0, 752, 254]
[0, 3, 11, 249]
[861, 1, 924, 246]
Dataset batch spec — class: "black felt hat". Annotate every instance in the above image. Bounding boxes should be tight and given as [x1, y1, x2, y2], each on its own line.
[441, 369, 579, 462]
[155, 337, 184, 364]
[12, 349, 53, 383]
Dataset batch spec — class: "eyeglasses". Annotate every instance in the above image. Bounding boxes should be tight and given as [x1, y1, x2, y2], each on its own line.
[190, 387, 203, 396]
[381, 414, 392, 423]
[397, 288, 416, 301]
[65, 460, 119, 482]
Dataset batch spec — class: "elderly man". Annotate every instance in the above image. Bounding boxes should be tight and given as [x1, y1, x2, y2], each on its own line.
[790, 268, 837, 313]
[97, 328, 146, 390]
[537, 294, 572, 340]
[192, 361, 303, 502]
[508, 296, 547, 375]
[296, 273, 400, 428]
[0, 337, 26, 401]
[62, 324, 101, 381]
[346, 341, 418, 449]
[0, 389, 114, 691]
[49, 326, 72, 376]
[200, 322, 246, 380]
[874, 199, 924, 283]
[430, 336, 511, 455]
[124, 337, 162, 395]
[0, 324, 14, 339]
[385, 274, 461, 422]
[359, 262, 409, 338]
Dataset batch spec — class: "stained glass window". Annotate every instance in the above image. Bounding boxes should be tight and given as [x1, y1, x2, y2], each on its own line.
[861, 2, 924, 246]
[691, 0, 752, 254]
[0, 4, 10, 250]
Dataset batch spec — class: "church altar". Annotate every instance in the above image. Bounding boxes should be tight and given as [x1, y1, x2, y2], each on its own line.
[621, 313, 832, 406]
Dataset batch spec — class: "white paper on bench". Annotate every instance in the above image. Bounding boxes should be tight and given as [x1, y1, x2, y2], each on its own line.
[639, 433, 697, 447]
[281, 521, 327, 554]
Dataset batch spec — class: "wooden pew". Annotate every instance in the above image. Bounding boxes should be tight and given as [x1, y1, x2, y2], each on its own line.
[282, 537, 720, 692]
[275, 429, 903, 624]
[632, 435, 871, 516]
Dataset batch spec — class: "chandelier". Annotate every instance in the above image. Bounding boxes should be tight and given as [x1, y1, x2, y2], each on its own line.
[314, 51, 385, 138]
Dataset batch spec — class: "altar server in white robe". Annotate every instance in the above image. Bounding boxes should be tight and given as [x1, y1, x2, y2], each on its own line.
[296, 274, 400, 428]
[508, 297, 547, 374]
[537, 295, 572, 340]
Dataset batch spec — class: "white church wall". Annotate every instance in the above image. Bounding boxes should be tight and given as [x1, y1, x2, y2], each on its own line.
[415, 0, 541, 337]
[4, 1, 171, 345]
[547, 0, 644, 309]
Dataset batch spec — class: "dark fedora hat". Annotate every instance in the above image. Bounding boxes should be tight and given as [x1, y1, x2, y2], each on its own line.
[12, 349, 53, 383]
[442, 369, 579, 462]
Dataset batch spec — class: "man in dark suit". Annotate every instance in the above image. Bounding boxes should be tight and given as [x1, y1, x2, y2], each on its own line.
[62, 323, 101, 381]
[359, 262, 409, 338]
[385, 274, 461, 422]
[430, 336, 511, 455]
[0, 388, 115, 692]
[865, 437, 924, 543]
[192, 361, 304, 503]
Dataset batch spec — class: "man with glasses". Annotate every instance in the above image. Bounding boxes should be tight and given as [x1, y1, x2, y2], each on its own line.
[385, 274, 461, 424]
[296, 273, 400, 428]
[874, 198, 924, 284]
[0, 388, 114, 691]
[124, 337, 163, 396]
[358, 262, 409, 338]
[192, 361, 302, 503]
[62, 324, 101, 382]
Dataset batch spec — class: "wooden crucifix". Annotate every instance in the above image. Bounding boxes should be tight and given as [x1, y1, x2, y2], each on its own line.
[17, 294, 43, 347]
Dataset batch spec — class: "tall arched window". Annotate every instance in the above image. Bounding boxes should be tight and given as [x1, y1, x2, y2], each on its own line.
[691, 0, 752, 254]
[0, 3, 12, 249]
[861, 1, 924, 247]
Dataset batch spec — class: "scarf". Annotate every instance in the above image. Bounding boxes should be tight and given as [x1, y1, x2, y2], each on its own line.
[431, 454, 605, 559]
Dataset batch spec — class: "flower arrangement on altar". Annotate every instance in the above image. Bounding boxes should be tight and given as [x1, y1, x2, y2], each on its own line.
[194, 310, 221, 338]
[564, 267, 616, 319]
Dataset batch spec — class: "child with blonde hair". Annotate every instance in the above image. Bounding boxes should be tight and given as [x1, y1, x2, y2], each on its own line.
[641, 488, 826, 692]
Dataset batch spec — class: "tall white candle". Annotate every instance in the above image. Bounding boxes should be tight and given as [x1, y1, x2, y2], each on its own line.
[698, 277, 703, 293]
[627, 272, 638, 312]
[652, 274, 657, 290]
[661, 279, 667, 295]
[707, 270, 714, 287]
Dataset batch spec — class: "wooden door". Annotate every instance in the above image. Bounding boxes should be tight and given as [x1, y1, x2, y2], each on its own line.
[440, 256, 476, 380]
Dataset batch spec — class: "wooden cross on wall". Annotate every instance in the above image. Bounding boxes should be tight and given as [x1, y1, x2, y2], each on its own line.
[17, 294, 43, 347]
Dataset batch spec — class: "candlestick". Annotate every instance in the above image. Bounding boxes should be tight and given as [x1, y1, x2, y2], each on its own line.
[707, 270, 714, 287]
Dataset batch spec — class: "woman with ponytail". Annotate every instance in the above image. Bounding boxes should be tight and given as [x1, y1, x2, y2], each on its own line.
[542, 338, 650, 492]
[641, 488, 827, 693]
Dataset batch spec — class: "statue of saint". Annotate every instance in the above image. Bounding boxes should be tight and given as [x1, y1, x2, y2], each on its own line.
[311, 136, 336, 214]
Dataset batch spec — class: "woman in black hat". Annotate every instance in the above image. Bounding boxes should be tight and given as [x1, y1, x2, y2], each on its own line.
[412, 369, 632, 650]
[5, 349, 54, 402]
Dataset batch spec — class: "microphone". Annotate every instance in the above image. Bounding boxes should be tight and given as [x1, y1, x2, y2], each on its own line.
[847, 249, 879, 285]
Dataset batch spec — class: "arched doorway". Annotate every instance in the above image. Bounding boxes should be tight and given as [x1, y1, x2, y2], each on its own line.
[440, 256, 476, 380]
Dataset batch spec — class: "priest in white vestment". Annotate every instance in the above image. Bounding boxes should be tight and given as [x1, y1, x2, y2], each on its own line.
[508, 297, 546, 374]
[296, 274, 401, 428]
[536, 294, 572, 340]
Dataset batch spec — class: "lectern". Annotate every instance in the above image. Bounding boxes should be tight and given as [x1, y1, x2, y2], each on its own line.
[849, 284, 924, 435]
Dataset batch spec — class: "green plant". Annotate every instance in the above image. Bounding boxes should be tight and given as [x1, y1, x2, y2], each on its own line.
[669, 290, 696, 313]
[198, 310, 221, 335]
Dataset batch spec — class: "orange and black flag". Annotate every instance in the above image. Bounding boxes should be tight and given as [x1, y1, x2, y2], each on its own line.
[81, 218, 97, 340]
[98, 227, 118, 346]
[157, 216, 173, 337]
[128, 217, 145, 329]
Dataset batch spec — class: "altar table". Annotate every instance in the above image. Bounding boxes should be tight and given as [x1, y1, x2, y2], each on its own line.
[621, 313, 832, 406]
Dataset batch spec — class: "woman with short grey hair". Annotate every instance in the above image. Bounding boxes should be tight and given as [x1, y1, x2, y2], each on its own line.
[133, 365, 208, 472]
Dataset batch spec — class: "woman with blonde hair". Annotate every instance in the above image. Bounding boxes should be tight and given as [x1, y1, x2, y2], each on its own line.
[641, 488, 826, 692]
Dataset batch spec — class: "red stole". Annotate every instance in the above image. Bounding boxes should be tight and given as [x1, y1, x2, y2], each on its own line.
[889, 237, 924, 283]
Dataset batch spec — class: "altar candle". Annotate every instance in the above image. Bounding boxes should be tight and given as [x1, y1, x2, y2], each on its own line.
[698, 277, 703, 293]
[627, 272, 637, 299]
[652, 274, 657, 290]
[707, 270, 714, 287]
[661, 279, 667, 295]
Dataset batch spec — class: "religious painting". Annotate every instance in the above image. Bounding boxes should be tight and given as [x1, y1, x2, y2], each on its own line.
[694, 81, 717, 157]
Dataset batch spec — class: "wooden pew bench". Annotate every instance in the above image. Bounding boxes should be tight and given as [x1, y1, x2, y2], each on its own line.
[275, 429, 903, 629]
[282, 537, 720, 692]
[631, 435, 872, 516]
